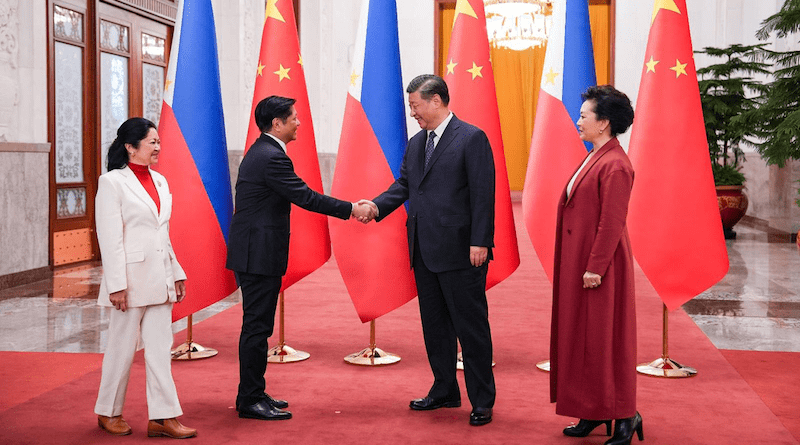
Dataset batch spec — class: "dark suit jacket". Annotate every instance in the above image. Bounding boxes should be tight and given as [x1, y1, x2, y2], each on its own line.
[226, 134, 352, 276]
[373, 115, 495, 273]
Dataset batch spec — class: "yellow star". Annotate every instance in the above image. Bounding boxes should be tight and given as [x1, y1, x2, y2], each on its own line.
[652, 0, 680, 23]
[350, 70, 360, 87]
[274, 64, 291, 81]
[256, 61, 265, 76]
[297, 53, 303, 67]
[266, 0, 286, 23]
[543, 67, 559, 85]
[453, 0, 478, 27]
[466, 62, 483, 80]
[446, 59, 458, 75]
[164, 78, 173, 92]
[670, 59, 688, 78]
[645, 56, 659, 73]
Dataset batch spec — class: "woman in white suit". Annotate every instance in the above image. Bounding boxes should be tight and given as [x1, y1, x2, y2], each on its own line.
[94, 117, 196, 439]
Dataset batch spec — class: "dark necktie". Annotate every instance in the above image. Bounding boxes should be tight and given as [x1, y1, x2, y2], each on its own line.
[424, 131, 436, 168]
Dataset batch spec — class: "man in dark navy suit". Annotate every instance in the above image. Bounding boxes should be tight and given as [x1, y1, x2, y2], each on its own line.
[226, 96, 372, 421]
[365, 75, 496, 426]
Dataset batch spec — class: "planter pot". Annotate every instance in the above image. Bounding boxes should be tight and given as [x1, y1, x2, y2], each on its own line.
[716, 185, 748, 238]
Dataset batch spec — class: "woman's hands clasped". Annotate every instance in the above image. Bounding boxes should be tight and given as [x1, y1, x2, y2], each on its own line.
[582, 271, 602, 289]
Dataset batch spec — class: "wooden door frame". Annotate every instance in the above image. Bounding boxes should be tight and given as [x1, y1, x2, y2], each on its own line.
[47, 0, 176, 266]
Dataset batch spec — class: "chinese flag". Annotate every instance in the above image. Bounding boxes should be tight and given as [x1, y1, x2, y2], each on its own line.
[444, 0, 520, 289]
[627, 0, 728, 310]
[245, 0, 332, 292]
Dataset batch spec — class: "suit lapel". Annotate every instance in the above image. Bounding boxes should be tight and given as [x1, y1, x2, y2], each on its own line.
[564, 138, 620, 206]
[121, 166, 160, 220]
[421, 116, 459, 181]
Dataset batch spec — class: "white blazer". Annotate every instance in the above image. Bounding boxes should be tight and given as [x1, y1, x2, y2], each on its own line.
[95, 166, 187, 307]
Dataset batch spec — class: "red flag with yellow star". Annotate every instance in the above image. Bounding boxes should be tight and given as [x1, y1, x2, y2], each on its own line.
[627, 0, 728, 310]
[245, 0, 332, 291]
[444, 0, 520, 289]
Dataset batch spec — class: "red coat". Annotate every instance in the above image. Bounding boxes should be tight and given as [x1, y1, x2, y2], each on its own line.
[550, 138, 637, 420]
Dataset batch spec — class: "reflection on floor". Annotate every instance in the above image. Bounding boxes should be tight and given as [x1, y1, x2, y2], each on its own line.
[0, 261, 239, 353]
[1, 222, 798, 354]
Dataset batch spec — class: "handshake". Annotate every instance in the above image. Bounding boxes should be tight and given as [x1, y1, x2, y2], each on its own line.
[350, 199, 378, 224]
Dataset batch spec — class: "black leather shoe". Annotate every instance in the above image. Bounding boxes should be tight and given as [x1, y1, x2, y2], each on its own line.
[564, 419, 613, 437]
[238, 399, 292, 421]
[263, 393, 289, 409]
[605, 412, 644, 445]
[236, 393, 289, 411]
[469, 407, 492, 426]
[409, 396, 461, 411]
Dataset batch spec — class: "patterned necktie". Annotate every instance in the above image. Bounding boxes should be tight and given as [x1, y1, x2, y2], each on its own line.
[424, 131, 436, 168]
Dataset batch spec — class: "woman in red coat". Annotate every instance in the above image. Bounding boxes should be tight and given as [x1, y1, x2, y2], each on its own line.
[551, 85, 642, 445]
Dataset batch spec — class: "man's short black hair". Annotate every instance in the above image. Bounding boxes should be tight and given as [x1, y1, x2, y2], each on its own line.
[406, 74, 450, 105]
[254, 96, 297, 132]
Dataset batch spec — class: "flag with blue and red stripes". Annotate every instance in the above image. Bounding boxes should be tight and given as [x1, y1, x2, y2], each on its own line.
[330, 0, 417, 322]
[156, 0, 237, 321]
[522, 0, 597, 282]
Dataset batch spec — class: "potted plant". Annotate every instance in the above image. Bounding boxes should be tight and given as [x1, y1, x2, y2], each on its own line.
[696, 43, 770, 239]
[750, 0, 800, 250]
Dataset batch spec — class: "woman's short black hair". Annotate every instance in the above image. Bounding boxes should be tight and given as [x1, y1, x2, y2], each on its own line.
[581, 85, 634, 137]
[406, 74, 450, 105]
[255, 96, 297, 132]
[107, 117, 157, 171]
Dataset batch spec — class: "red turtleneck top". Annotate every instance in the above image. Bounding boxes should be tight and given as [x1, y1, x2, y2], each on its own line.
[128, 163, 161, 213]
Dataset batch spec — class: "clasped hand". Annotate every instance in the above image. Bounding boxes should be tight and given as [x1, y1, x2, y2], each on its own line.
[351, 199, 378, 224]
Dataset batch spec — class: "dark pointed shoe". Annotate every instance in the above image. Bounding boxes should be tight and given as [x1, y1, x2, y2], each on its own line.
[238, 400, 292, 421]
[563, 419, 613, 437]
[605, 412, 644, 445]
[236, 393, 289, 411]
[264, 393, 289, 409]
[469, 407, 492, 426]
[409, 396, 461, 410]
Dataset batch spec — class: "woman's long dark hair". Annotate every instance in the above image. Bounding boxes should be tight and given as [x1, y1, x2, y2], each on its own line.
[107, 117, 157, 171]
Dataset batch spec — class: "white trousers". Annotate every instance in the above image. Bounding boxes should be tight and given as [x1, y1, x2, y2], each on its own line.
[94, 303, 182, 420]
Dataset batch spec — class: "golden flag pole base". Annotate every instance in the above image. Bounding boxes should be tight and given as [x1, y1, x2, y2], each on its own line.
[535, 360, 550, 372]
[344, 320, 401, 366]
[637, 303, 697, 378]
[171, 314, 218, 360]
[456, 351, 496, 370]
[268, 291, 310, 363]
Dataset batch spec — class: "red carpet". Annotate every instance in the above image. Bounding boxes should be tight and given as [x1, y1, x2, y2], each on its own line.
[0, 203, 797, 444]
[720, 350, 800, 443]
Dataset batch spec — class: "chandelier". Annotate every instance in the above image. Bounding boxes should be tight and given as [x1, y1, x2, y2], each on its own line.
[484, 0, 553, 51]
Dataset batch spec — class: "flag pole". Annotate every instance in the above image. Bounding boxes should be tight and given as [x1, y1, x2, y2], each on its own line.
[636, 303, 697, 378]
[344, 320, 400, 366]
[171, 314, 218, 360]
[268, 291, 310, 363]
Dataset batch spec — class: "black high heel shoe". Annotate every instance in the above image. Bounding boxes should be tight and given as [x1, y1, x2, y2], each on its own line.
[605, 412, 644, 445]
[563, 419, 613, 437]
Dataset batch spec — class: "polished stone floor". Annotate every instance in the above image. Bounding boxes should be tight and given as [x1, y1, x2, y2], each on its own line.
[1, 224, 798, 354]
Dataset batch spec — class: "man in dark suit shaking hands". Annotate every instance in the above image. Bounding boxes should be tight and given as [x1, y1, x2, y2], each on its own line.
[227, 96, 373, 421]
[365, 75, 496, 426]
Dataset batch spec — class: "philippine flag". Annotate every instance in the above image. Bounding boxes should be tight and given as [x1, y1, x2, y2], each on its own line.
[522, 0, 597, 282]
[329, 0, 417, 323]
[156, 0, 237, 321]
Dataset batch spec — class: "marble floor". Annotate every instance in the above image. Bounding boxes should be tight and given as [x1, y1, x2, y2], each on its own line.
[0, 224, 798, 354]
